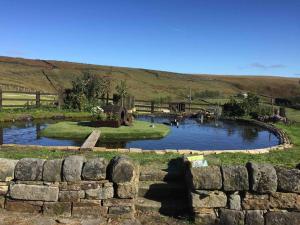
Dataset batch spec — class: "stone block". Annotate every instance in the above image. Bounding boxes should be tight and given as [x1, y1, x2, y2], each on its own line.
[222, 166, 249, 191]
[187, 166, 222, 190]
[58, 190, 85, 202]
[110, 156, 139, 183]
[85, 185, 114, 200]
[229, 192, 241, 210]
[0, 158, 18, 181]
[43, 159, 63, 182]
[276, 167, 300, 193]
[270, 192, 299, 209]
[103, 198, 134, 207]
[63, 156, 86, 182]
[0, 185, 8, 195]
[10, 184, 59, 201]
[194, 208, 218, 225]
[43, 202, 71, 217]
[247, 162, 277, 194]
[5, 199, 42, 213]
[82, 158, 108, 181]
[242, 192, 270, 210]
[14, 158, 45, 181]
[265, 211, 300, 225]
[245, 210, 264, 225]
[116, 182, 138, 199]
[219, 209, 245, 225]
[191, 190, 227, 208]
[72, 202, 108, 218]
[108, 206, 134, 219]
[80, 180, 110, 190]
[0, 196, 5, 208]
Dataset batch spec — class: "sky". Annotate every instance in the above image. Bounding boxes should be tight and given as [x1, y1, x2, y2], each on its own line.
[0, 0, 299, 77]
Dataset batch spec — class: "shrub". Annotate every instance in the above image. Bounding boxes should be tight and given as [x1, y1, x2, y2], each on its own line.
[223, 98, 245, 117]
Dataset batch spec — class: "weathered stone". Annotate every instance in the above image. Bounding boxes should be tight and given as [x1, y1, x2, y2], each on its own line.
[219, 209, 245, 225]
[0, 196, 5, 208]
[5, 199, 42, 213]
[247, 162, 277, 193]
[72, 202, 108, 218]
[270, 192, 299, 209]
[85, 185, 114, 200]
[80, 180, 110, 190]
[0, 185, 8, 195]
[59, 182, 81, 191]
[265, 211, 300, 225]
[0, 158, 18, 181]
[108, 206, 134, 214]
[63, 155, 86, 182]
[194, 208, 218, 225]
[229, 192, 241, 210]
[14, 158, 45, 181]
[103, 198, 134, 207]
[43, 202, 71, 217]
[110, 156, 139, 183]
[276, 167, 300, 193]
[58, 190, 85, 202]
[82, 158, 108, 181]
[245, 210, 264, 225]
[43, 159, 63, 182]
[191, 190, 227, 208]
[242, 192, 270, 210]
[116, 182, 138, 199]
[222, 166, 249, 191]
[187, 166, 222, 190]
[10, 184, 59, 201]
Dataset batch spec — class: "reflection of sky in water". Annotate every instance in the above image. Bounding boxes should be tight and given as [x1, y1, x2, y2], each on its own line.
[0, 116, 279, 150]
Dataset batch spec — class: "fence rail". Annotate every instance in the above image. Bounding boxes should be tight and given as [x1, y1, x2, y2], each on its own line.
[0, 89, 58, 109]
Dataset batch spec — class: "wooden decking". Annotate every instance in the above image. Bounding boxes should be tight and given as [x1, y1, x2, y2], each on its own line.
[80, 130, 101, 151]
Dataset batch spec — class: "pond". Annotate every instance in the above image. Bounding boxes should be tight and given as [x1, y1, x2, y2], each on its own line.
[0, 115, 280, 151]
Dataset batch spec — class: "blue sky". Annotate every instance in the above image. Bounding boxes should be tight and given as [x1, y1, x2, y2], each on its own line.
[0, 0, 299, 77]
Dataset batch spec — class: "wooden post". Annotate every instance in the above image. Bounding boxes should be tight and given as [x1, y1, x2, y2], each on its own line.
[106, 92, 109, 105]
[151, 101, 155, 114]
[36, 91, 41, 108]
[0, 89, 2, 111]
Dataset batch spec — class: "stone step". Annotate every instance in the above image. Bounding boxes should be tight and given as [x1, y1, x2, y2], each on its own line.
[138, 181, 186, 199]
[139, 169, 184, 182]
[135, 197, 189, 216]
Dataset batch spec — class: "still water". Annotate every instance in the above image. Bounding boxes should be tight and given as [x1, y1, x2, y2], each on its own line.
[0, 116, 279, 151]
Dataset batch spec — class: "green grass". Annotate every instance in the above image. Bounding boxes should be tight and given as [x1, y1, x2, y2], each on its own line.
[2, 93, 57, 107]
[0, 147, 180, 166]
[40, 120, 170, 140]
[206, 122, 300, 168]
[0, 108, 91, 122]
[286, 107, 300, 123]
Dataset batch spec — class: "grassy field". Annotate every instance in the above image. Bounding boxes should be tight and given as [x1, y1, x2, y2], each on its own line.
[0, 56, 299, 100]
[41, 120, 170, 140]
[2, 93, 57, 108]
[0, 108, 90, 122]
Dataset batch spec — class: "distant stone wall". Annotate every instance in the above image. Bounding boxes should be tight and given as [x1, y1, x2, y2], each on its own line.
[185, 162, 300, 225]
[0, 156, 139, 219]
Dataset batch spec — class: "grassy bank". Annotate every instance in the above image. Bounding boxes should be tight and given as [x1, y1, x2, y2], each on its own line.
[41, 120, 170, 140]
[0, 108, 91, 122]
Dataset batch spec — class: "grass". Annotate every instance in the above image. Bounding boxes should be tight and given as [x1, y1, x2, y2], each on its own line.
[40, 120, 170, 140]
[2, 93, 57, 107]
[0, 108, 91, 122]
[1, 56, 299, 100]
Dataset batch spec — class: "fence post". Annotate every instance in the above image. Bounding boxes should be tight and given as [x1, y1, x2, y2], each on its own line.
[151, 101, 155, 114]
[0, 89, 2, 111]
[36, 91, 41, 108]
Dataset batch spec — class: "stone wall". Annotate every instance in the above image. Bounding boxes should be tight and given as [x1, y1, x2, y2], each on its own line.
[185, 162, 300, 225]
[0, 156, 139, 219]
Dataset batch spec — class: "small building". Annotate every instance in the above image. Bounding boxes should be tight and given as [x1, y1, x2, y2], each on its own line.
[102, 105, 131, 126]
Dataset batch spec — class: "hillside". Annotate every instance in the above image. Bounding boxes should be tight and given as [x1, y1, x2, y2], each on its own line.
[0, 56, 299, 100]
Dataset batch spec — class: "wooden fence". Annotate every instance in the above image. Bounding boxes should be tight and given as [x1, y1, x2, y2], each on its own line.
[0, 89, 218, 113]
[0, 89, 58, 109]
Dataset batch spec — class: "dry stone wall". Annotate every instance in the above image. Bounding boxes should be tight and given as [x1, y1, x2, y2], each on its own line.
[185, 162, 300, 225]
[0, 156, 139, 219]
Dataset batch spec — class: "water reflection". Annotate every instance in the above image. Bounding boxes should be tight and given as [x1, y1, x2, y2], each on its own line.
[0, 116, 280, 150]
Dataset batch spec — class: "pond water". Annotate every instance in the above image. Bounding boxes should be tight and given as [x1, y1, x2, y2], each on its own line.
[0, 116, 279, 151]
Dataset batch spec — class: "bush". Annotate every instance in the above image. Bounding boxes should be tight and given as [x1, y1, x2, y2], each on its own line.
[223, 99, 245, 117]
